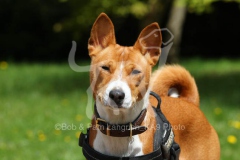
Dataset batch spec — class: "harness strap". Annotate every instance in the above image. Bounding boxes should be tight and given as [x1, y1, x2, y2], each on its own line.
[170, 143, 181, 160]
[150, 91, 180, 160]
[79, 131, 164, 160]
[79, 91, 181, 160]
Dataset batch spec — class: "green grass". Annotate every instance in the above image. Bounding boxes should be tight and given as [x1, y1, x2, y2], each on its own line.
[0, 58, 239, 160]
[181, 58, 240, 160]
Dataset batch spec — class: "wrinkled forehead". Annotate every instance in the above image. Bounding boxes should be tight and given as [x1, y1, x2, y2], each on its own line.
[92, 45, 147, 66]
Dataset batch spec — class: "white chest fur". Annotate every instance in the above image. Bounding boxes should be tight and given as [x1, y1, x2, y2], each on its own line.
[93, 130, 144, 157]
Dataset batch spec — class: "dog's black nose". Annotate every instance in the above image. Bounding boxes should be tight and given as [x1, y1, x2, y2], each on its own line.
[109, 89, 125, 106]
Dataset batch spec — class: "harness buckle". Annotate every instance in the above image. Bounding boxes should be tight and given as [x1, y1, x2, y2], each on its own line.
[129, 123, 132, 139]
[95, 118, 111, 136]
[106, 125, 110, 136]
[95, 118, 106, 129]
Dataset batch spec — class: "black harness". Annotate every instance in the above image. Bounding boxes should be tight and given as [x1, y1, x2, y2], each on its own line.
[79, 91, 180, 160]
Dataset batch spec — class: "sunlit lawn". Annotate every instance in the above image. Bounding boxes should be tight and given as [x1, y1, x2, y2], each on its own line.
[0, 58, 239, 160]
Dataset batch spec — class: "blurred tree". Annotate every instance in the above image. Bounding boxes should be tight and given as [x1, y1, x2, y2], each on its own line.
[166, 0, 187, 63]
[166, 0, 240, 62]
[0, 0, 155, 61]
[60, 0, 150, 40]
[0, 0, 239, 61]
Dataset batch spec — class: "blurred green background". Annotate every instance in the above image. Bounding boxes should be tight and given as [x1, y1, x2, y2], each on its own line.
[0, 0, 240, 159]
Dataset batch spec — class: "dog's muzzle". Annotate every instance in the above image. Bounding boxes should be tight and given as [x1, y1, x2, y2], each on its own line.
[109, 89, 125, 107]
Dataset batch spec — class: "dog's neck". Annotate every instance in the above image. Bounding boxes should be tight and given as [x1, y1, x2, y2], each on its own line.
[93, 129, 145, 156]
[93, 91, 150, 156]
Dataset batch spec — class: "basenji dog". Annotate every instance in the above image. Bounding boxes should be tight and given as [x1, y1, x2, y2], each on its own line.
[84, 13, 220, 160]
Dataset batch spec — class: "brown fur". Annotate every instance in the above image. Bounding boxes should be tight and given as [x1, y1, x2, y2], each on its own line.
[150, 66, 220, 159]
[151, 65, 199, 106]
[138, 105, 157, 154]
[87, 13, 220, 159]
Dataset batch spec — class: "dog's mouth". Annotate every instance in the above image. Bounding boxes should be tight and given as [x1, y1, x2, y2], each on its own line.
[96, 80, 136, 109]
[103, 98, 132, 109]
[97, 92, 134, 110]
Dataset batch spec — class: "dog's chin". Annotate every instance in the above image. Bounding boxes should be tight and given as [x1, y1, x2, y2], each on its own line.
[96, 96, 136, 111]
[104, 102, 131, 110]
[101, 100, 133, 110]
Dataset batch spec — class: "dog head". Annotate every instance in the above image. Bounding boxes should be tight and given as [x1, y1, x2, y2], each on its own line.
[88, 13, 162, 121]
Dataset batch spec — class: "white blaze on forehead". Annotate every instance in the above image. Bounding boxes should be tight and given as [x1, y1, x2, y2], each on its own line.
[104, 80, 132, 108]
[118, 62, 124, 79]
[118, 47, 125, 80]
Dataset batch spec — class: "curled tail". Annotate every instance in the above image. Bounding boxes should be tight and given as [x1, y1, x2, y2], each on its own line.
[151, 65, 199, 107]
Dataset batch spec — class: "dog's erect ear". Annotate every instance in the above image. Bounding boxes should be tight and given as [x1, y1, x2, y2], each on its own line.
[88, 13, 116, 56]
[134, 23, 162, 66]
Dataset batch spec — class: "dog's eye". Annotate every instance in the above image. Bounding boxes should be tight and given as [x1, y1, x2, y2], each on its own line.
[131, 69, 141, 75]
[101, 66, 110, 71]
